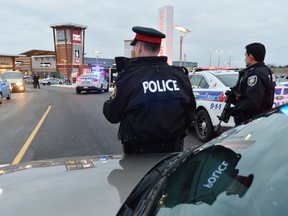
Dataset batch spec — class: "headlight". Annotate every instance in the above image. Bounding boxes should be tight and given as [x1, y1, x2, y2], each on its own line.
[16, 82, 24, 86]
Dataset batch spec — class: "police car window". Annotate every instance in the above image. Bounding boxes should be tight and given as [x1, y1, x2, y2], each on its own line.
[190, 75, 208, 89]
[216, 74, 238, 87]
[275, 88, 281, 95]
[199, 78, 209, 89]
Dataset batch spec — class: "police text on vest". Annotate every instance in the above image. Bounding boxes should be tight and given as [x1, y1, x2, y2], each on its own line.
[142, 79, 180, 94]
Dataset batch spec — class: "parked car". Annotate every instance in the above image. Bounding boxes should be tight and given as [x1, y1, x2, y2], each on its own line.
[23, 75, 34, 84]
[120, 104, 288, 215]
[76, 72, 109, 94]
[0, 76, 11, 104]
[188, 68, 239, 142]
[1, 104, 288, 215]
[40, 77, 64, 85]
[2, 71, 25, 92]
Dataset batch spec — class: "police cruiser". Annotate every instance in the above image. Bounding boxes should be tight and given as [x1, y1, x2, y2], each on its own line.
[189, 67, 288, 142]
[274, 85, 288, 107]
[189, 67, 239, 142]
[76, 72, 109, 94]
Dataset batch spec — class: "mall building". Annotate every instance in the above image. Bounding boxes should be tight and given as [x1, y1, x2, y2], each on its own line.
[0, 22, 197, 79]
[0, 50, 197, 79]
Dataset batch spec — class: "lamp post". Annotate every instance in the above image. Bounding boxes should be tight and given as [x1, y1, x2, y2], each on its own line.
[215, 50, 223, 67]
[61, 59, 68, 76]
[228, 51, 232, 67]
[174, 25, 191, 67]
[94, 50, 102, 66]
[61, 59, 71, 84]
[209, 48, 212, 67]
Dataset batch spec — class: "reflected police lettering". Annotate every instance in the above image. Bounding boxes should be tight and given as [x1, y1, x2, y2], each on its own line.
[142, 79, 180, 94]
[203, 160, 229, 188]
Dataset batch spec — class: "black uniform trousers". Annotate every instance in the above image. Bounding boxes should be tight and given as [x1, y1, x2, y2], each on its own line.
[122, 137, 184, 154]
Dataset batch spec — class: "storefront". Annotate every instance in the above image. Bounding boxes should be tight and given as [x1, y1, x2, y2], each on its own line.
[0, 54, 24, 74]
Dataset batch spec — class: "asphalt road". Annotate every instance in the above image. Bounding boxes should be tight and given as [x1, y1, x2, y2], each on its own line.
[0, 84, 202, 165]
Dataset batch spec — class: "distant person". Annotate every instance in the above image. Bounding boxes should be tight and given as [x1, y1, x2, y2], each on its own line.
[103, 26, 196, 154]
[33, 73, 40, 89]
[228, 42, 276, 125]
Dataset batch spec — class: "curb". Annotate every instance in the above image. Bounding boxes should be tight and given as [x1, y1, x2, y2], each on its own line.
[53, 84, 113, 92]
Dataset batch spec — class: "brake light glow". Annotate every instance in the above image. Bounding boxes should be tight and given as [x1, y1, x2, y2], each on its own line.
[92, 78, 99, 82]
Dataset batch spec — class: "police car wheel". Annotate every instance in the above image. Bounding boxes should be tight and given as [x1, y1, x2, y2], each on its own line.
[76, 89, 81, 94]
[99, 85, 103, 93]
[195, 109, 214, 143]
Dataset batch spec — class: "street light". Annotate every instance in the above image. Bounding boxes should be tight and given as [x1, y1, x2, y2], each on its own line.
[174, 25, 191, 67]
[61, 59, 71, 84]
[209, 48, 212, 67]
[215, 50, 223, 67]
[94, 50, 102, 66]
[228, 51, 232, 67]
[61, 59, 68, 76]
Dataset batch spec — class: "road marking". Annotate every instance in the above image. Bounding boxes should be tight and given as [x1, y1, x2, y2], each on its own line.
[12, 105, 52, 165]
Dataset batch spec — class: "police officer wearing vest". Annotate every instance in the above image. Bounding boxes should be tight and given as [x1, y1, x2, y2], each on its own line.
[228, 42, 276, 125]
[103, 26, 196, 154]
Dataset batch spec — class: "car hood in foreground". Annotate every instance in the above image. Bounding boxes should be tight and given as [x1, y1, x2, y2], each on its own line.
[0, 154, 170, 216]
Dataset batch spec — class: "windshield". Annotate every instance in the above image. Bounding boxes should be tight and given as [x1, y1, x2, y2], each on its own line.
[2, 72, 24, 79]
[216, 74, 238, 87]
[148, 106, 288, 216]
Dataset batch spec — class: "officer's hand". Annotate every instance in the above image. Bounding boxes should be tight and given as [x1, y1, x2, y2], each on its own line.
[226, 107, 236, 116]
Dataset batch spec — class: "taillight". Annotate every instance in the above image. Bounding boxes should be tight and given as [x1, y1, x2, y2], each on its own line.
[76, 77, 81, 82]
[92, 78, 99, 82]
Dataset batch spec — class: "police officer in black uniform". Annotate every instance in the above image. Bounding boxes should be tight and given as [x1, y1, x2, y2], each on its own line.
[103, 26, 196, 154]
[33, 73, 40, 89]
[228, 42, 275, 125]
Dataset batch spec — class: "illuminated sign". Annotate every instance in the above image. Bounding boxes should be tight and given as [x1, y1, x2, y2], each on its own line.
[158, 6, 173, 65]
[72, 31, 81, 44]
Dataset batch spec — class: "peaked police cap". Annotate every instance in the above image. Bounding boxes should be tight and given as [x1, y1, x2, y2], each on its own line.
[130, 26, 166, 46]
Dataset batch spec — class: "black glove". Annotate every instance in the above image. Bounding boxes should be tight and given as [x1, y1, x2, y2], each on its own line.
[226, 107, 236, 116]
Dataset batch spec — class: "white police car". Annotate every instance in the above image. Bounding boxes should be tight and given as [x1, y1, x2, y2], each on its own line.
[40, 77, 64, 85]
[76, 72, 109, 94]
[274, 85, 288, 107]
[189, 68, 239, 142]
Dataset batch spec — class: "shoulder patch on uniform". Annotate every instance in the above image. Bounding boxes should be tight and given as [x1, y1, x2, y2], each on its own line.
[247, 75, 257, 87]
[110, 85, 117, 99]
[271, 73, 276, 82]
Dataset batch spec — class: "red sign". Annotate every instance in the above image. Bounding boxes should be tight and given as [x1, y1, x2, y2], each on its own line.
[72, 31, 81, 44]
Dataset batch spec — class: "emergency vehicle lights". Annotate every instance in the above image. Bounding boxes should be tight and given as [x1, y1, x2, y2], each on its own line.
[280, 104, 288, 115]
[193, 67, 239, 72]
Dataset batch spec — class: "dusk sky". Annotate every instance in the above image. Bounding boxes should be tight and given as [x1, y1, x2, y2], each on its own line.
[1, 0, 288, 68]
